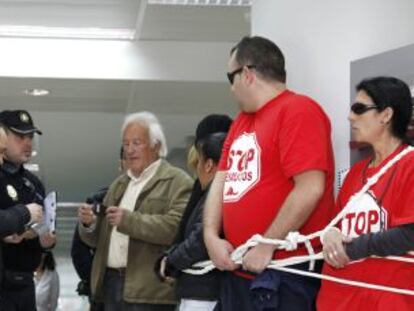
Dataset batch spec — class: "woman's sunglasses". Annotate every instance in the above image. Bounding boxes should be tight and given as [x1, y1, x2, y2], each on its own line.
[350, 102, 378, 115]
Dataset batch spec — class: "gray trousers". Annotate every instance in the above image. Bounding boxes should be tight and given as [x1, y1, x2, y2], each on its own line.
[102, 269, 176, 311]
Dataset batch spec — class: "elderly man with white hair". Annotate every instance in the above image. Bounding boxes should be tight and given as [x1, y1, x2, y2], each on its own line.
[78, 111, 193, 311]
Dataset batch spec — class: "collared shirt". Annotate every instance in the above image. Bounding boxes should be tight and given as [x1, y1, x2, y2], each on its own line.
[107, 159, 161, 268]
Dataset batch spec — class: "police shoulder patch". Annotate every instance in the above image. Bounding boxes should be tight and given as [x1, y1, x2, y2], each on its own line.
[6, 184, 18, 201]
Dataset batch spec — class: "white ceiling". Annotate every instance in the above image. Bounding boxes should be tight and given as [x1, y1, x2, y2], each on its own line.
[0, 0, 248, 201]
[139, 4, 250, 41]
[0, 0, 140, 29]
[0, 77, 236, 114]
[0, 77, 132, 112]
[0, 0, 250, 41]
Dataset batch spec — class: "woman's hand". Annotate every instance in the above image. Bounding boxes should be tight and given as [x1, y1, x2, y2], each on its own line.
[159, 257, 175, 284]
[322, 228, 352, 268]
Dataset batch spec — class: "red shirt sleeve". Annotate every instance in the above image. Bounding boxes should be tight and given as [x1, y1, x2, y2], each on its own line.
[278, 98, 332, 178]
[391, 159, 414, 226]
[218, 116, 238, 171]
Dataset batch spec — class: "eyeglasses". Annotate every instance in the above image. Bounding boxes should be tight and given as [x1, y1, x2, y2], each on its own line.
[350, 102, 378, 115]
[226, 65, 255, 85]
[122, 139, 147, 150]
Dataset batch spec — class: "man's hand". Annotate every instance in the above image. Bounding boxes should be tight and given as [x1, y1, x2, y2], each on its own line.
[26, 203, 43, 224]
[78, 204, 96, 227]
[4, 229, 38, 243]
[242, 243, 276, 274]
[205, 234, 239, 271]
[40, 232, 57, 248]
[106, 206, 124, 227]
[322, 227, 351, 268]
[3, 234, 25, 244]
[22, 229, 38, 240]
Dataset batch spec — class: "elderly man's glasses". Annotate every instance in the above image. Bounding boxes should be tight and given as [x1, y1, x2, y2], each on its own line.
[351, 102, 378, 115]
[122, 139, 147, 150]
[227, 65, 255, 85]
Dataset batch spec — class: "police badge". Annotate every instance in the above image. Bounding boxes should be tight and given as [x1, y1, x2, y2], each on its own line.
[20, 112, 30, 123]
[7, 184, 18, 201]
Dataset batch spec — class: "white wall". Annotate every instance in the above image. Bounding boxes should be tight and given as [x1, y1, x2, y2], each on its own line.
[252, 0, 414, 171]
[32, 111, 124, 202]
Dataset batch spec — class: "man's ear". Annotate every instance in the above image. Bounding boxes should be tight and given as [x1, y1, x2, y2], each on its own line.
[152, 141, 161, 155]
[244, 66, 255, 85]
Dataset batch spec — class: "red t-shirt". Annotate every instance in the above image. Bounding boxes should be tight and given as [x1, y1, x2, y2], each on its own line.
[317, 145, 414, 311]
[218, 90, 334, 261]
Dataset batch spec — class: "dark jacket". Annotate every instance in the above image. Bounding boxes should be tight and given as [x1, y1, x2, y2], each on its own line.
[0, 205, 30, 238]
[165, 182, 220, 301]
[0, 160, 45, 275]
[71, 224, 95, 282]
[0, 162, 32, 238]
[0, 173, 31, 286]
[71, 188, 107, 283]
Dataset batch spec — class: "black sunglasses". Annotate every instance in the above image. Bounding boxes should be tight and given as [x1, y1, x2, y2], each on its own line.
[350, 102, 378, 115]
[227, 65, 255, 85]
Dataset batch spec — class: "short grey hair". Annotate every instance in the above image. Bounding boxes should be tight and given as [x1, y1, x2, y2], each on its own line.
[121, 111, 168, 157]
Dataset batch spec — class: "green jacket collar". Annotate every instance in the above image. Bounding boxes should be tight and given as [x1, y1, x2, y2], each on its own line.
[112, 159, 175, 204]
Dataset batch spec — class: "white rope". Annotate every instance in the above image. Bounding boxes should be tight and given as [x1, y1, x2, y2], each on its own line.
[183, 146, 414, 295]
[272, 266, 414, 296]
[316, 145, 414, 242]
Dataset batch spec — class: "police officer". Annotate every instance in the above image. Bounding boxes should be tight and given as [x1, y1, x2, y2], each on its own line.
[0, 123, 42, 238]
[0, 123, 44, 299]
[0, 110, 55, 311]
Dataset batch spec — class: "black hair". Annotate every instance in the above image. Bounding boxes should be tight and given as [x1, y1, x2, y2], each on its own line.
[356, 76, 413, 143]
[231, 36, 286, 83]
[40, 251, 56, 271]
[194, 114, 232, 146]
[196, 132, 227, 164]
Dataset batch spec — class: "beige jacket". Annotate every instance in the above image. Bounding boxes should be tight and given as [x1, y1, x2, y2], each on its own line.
[79, 160, 192, 304]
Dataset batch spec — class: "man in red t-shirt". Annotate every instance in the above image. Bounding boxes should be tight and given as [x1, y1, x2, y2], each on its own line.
[203, 36, 334, 311]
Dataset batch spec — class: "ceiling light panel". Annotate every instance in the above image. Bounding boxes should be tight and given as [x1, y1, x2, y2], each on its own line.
[0, 0, 140, 39]
[23, 88, 51, 96]
[148, 0, 252, 6]
[0, 25, 135, 40]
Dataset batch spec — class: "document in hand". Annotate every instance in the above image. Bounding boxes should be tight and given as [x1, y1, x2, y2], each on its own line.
[32, 191, 57, 236]
[44, 191, 57, 233]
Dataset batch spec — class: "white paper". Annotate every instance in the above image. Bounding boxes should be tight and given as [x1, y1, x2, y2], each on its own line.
[32, 191, 57, 236]
[44, 191, 57, 233]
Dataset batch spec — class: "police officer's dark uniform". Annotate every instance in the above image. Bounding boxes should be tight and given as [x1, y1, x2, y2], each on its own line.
[0, 168, 32, 291]
[0, 110, 45, 311]
[0, 122, 32, 239]
[0, 204, 31, 238]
